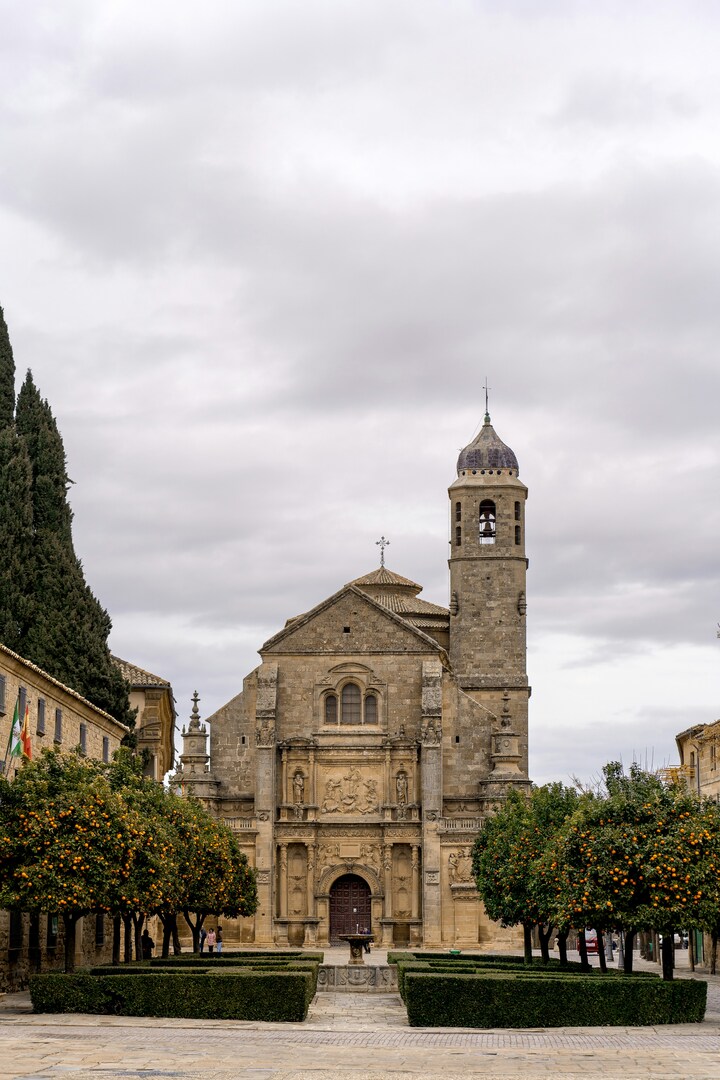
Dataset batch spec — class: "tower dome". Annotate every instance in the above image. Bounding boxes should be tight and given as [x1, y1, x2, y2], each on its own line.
[456, 412, 519, 474]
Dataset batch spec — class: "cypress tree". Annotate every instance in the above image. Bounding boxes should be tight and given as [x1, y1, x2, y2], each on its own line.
[14, 371, 133, 727]
[0, 427, 34, 652]
[0, 306, 15, 431]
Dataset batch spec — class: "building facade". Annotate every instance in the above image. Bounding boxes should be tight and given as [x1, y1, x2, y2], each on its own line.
[0, 644, 130, 990]
[174, 413, 532, 948]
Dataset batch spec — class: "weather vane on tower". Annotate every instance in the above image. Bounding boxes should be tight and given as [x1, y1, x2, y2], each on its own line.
[483, 376, 491, 422]
[375, 535, 390, 567]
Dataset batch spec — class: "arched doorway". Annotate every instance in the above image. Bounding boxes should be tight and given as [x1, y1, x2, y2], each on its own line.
[329, 874, 371, 943]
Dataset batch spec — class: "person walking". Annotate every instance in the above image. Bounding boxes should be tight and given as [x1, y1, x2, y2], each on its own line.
[206, 928, 217, 954]
[216, 926, 223, 954]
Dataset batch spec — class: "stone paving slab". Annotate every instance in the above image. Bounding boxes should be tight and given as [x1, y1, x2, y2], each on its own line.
[3, 951, 720, 1079]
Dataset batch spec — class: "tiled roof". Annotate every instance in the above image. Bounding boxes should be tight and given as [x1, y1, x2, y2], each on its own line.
[112, 656, 171, 689]
[349, 567, 422, 591]
[0, 642, 124, 727]
[374, 594, 449, 617]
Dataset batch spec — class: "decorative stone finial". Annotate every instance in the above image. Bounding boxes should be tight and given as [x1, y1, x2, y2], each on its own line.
[189, 691, 201, 730]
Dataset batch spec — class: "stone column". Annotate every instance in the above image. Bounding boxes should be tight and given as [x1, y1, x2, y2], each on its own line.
[309, 747, 316, 810]
[278, 844, 288, 918]
[421, 660, 443, 946]
[381, 843, 394, 946]
[306, 843, 316, 918]
[281, 747, 288, 807]
[253, 664, 278, 944]
[411, 845, 420, 919]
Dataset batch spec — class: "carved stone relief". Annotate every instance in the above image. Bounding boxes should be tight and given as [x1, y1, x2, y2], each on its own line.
[448, 847, 474, 884]
[320, 767, 380, 815]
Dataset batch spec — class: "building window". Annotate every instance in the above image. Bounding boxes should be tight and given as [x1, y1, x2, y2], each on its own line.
[37, 698, 46, 736]
[711, 743, 717, 771]
[54, 708, 63, 744]
[325, 693, 338, 724]
[79, 723, 87, 755]
[47, 914, 59, 949]
[455, 525, 462, 546]
[325, 684, 379, 725]
[95, 914, 105, 946]
[341, 683, 362, 724]
[479, 500, 496, 544]
[0, 674, 6, 715]
[515, 525, 521, 545]
[514, 501, 521, 521]
[18, 685, 27, 720]
[102, 736, 110, 763]
[455, 501, 462, 522]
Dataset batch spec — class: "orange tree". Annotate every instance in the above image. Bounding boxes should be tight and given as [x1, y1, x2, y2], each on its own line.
[162, 796, 257, 953]
[549, 762, 712, 980]
[472, 783, 580, 964]
[0, 749, 138, 971]
[104, 751, 257, 958]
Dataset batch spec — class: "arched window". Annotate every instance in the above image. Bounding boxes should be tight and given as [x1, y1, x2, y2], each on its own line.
[325, 693, 337, 724]
[455, 501, 462, 522]
[341, 683, 362, 724]
[455, 525, 462, 546]
[479, 499, 496, 544]
[515, 525, 521, 545]
[514, 501, 521, 521]
[365, 693, 377, 724]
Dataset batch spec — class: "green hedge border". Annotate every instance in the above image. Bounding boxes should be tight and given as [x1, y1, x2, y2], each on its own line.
[30, 967, 318, 1022]
[404, 971, 707, 1028]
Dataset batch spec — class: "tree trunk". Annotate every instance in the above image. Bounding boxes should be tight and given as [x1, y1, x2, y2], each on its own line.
[523, 922, 533, 965]
[597, 932, 607, 973]
[112, 916, 121, 965]
[183, 910, 206, 953]
[171, 914, 182, 955]
[578, 929, 591, 970]
[557, 929, 568, 965]
[62, 912, 80, 974]
[623, 930, 635, 974]
[661, 933, 674, 981]
[122, 914, 133, 963]
[688, 931, 695, 972]
[158, 913, 172, 959]
[538, 924, 553, 964]
[132, 913, 145, 961]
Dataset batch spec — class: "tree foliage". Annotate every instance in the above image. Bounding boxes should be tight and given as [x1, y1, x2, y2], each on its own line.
[0, 310, 132, 724]
[472, 783, 580, 962]
[0, 749, 257, 970]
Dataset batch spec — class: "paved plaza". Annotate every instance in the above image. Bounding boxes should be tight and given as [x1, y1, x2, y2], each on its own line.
[2, 949, 720, 1080]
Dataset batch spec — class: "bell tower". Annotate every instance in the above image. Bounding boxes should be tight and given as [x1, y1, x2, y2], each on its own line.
[448, 406, 530, 787]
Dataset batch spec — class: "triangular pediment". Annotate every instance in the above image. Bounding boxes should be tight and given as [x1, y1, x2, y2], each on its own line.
[261, 585, 444, 656]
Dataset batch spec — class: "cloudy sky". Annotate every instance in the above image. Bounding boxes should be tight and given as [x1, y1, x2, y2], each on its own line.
[1, 0, 719, 785]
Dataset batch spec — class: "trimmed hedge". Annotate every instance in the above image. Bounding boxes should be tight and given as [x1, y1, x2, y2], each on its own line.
[30, 968, 318, 1021]
[149, 952, 324, 966]
[404, 971, 707, 1028]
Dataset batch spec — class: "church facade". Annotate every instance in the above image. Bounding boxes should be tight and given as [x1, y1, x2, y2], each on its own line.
[174, 412, 532, 948]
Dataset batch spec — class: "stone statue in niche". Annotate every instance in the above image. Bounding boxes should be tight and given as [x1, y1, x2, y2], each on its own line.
[292, 771, 305, 817]
[396, 771, 408, 820]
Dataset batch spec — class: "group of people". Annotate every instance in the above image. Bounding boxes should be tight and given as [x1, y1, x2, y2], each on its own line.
[199, 925, 223, 954]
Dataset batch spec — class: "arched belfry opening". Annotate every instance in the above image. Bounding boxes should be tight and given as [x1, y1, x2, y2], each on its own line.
[329, 873, 371, 943]
[478, 499, 496, 544]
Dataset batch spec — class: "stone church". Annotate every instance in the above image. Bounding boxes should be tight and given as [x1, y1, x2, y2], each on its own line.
[174, 411, 531, 948]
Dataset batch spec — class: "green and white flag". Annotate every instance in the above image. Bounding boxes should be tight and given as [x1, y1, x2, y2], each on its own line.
[5, 698, 22, 760]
